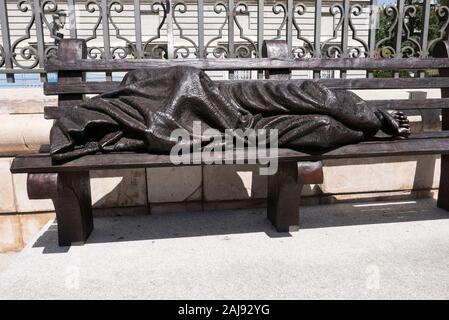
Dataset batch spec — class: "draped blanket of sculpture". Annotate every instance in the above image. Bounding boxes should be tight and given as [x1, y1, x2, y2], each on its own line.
[50, 66, 410, 162]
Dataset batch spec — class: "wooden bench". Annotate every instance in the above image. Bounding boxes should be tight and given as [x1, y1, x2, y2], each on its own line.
[10, 38, 449, 246]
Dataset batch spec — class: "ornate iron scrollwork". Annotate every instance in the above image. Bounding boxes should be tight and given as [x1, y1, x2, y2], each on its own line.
[272, 1, 287, 40]
[321, 2, 368, 58]
[321, 3, 344, 58]
[347, 4, 369, 58]
[84, 0, 105, 59]
[427, 4, 449, 56]
[41, 0, 64, 41]
[204, 1, 257, 59]
[375, 3, 427, 58]
[109, 0, 135, 59]
[9, 0, 65, 66]
[41, 0, 65, 59]
[233, 2, 257, 58]
[10, 0, 39, 69]
[173, 1, 198, 58]
[204, 1, 229, 58]
[292, 2, 314, 58]
[400, 4, 421, 58]
[375, 5, 397, 58]
[2, 0, 447, 73]
[143, 1, 168, 59]
[84, 0, 135, 59]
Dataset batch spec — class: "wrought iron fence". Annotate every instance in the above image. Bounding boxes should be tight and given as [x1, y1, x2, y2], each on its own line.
[0, 0, 449, 82]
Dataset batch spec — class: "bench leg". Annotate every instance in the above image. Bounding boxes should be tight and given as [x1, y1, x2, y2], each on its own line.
[54, 172, 93, 246]
[435, 43, 449, 211]
[437, 155, 449, 211]
[267, 162, 302, 232]
[28, 172, 93, 246]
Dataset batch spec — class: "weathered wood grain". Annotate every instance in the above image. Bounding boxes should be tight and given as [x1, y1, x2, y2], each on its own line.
[369, 98, 449, 110]
[10, 133, 449, 174]
[44, 77, 449, 95]
[45, 57, 449, 73]
[42, 98, 449, 121]
[56, 39, 87, 107]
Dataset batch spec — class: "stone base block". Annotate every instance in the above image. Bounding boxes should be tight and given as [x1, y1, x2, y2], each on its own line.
[150, 202, 203, 214]
[12, 173, 54, 213]
[203, 165, 269, 201]
[0, 158, 16, 213]
[322, 155, 440, 194]
[0, 114, 51, 156]
[0, 87, 56, 114]
[90, 169, 148, 208]
[93, 206, 148, 217]
[0, 212, 55, 253]
[0, 214, 23, 252]
[147, 166, 202, 203]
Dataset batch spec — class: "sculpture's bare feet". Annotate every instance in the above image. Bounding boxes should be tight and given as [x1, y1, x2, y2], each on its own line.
[378, 109, 411, 138]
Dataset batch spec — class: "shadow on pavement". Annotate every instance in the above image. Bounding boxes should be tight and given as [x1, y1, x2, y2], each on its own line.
[32, 198, 449, 254]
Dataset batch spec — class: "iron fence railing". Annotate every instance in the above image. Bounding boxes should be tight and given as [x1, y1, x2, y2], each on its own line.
[0, 0, 449, 82]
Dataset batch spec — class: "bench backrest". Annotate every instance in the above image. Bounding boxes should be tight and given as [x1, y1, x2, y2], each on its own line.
[44, 39, 449, 132]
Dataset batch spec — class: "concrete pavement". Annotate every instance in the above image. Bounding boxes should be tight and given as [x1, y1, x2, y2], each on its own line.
[1, 198, 449, 299]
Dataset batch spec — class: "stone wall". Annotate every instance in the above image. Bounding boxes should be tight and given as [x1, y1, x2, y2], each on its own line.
[0, 87, 442, 252]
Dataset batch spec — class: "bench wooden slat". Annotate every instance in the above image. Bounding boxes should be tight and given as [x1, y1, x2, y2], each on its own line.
[42, 98, 449, 120]
[45, 81, 120, 95]
[44, 106, 62, 119]
[31, 132, 449, 156]
[45, 57, 449, 73]
[44, 77, 449, 95]
[10, 133, 449, 173]
[369, 98, 448, 110]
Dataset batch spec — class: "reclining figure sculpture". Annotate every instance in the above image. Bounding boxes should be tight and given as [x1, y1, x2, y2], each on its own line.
[50, 66, 410, 162]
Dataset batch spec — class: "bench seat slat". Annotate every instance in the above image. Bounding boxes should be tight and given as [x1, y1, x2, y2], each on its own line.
[46, 57, 449, 73]
[44, 78, 449, 95]
[10, 133, 449, 173]
[42, 98, 449, 120]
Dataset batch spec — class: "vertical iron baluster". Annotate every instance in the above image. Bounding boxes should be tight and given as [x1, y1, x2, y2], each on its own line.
[198, 0, 205, 58]
[134, 0, 143, 58]
[0, 0, 14, 82]
[228, 0, 234, 79]
[257, 0, 264, 57]
[101, 0, 111, 79]
[33, 0, 47, 81]
[394, 0, 405, 78]
[368, 0, 377, 78]
[420, 0, 431, 77]
[286, 0, 293, 56]
[313, 0, 321, 78]
[341, 0, 350, 78]
[342, 0, 350, 57]
[67, 0, 77, 38]
[166, 0, 174, 59]
[101, 0, 111, 58]
[257, 0, 264, 78]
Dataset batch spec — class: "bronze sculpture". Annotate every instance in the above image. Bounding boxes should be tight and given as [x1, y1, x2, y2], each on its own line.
[50, 66, 410, 162]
